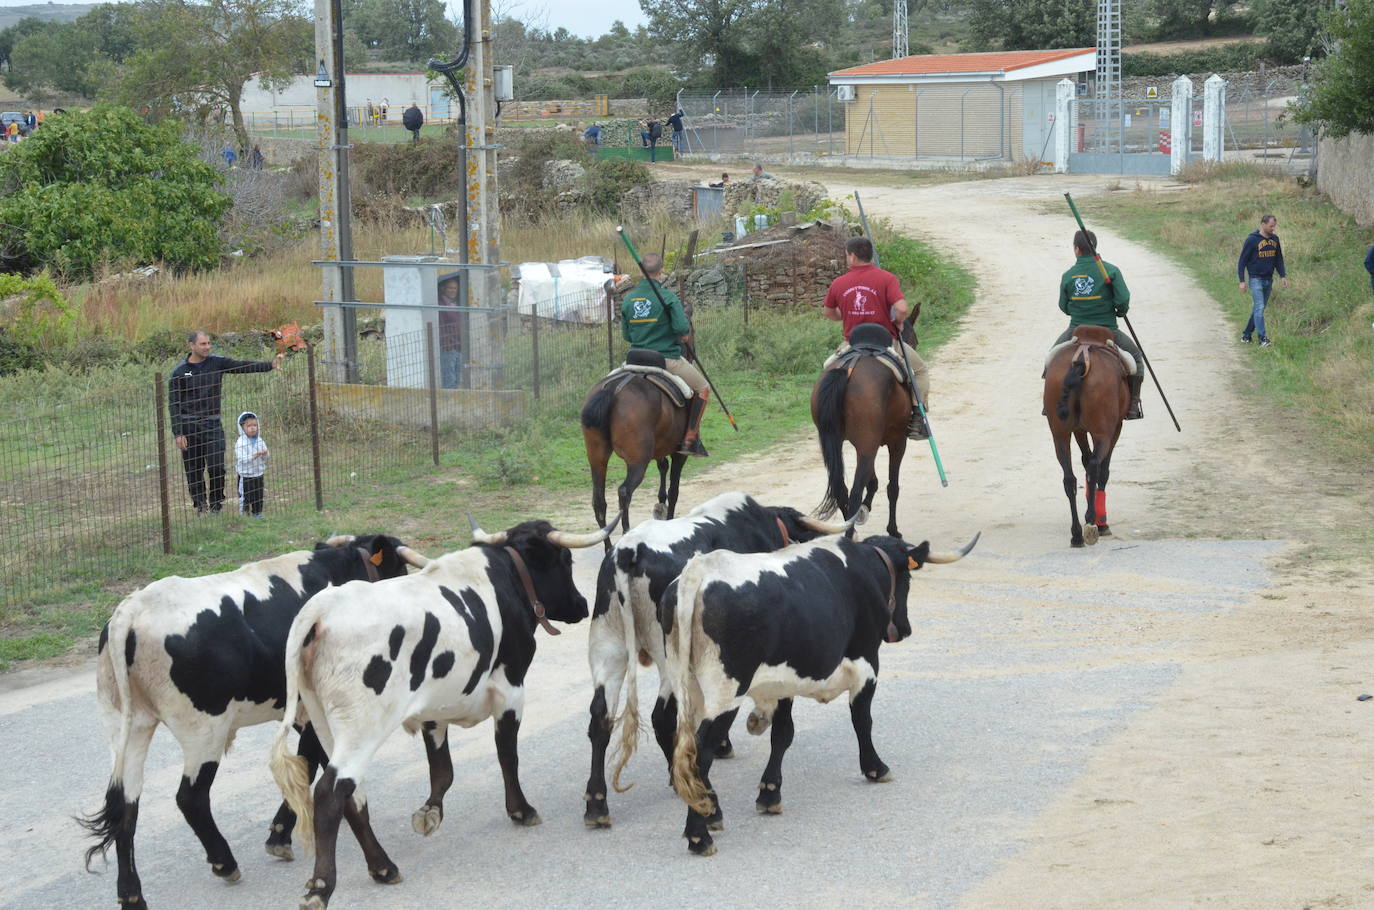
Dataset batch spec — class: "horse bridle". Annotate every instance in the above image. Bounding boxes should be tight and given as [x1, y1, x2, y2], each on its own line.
[504, 547, 561, 636]
[871, 547, 901, 644]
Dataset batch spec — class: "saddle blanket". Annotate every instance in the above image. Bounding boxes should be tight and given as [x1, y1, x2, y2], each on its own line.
[602, 363, 692, 406]
[1044, 336, 1137, 376]
[823, 344, 910, 386]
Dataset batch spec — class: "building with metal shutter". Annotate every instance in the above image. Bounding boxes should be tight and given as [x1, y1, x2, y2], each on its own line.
[829, 49, 1096, 163]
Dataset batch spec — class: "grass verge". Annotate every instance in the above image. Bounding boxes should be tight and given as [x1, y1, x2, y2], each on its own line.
[1080, 165, 1374, 459]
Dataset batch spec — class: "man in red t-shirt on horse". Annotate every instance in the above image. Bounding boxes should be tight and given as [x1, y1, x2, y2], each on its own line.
[822, 236, 930, 439]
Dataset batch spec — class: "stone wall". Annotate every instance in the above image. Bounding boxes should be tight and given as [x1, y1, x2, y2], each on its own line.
[1317, 132, 1374, 227]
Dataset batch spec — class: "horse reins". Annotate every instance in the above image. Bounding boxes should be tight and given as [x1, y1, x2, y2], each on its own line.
[870, 547, 901, 643]
[504, 547, 561, 636]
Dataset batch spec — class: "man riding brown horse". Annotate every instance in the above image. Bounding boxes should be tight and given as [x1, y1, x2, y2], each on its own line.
[822, 237, 930, 440]
[1052, 230, 1144, 420]
[622, 253, 710, 457]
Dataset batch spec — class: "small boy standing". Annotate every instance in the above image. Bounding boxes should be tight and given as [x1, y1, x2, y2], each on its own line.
[235, 411, 268, 516]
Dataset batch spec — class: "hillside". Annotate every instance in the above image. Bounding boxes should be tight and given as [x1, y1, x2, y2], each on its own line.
[0, 3, 97, 31]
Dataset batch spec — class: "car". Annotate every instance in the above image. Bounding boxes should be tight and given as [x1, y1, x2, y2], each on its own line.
[0, 112, 26, 137]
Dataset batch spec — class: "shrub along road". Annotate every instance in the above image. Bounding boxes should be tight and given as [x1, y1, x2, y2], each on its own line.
[4, 174, 1371, 909]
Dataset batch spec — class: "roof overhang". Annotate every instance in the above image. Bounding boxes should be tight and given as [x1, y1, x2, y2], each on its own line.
[829, 51, 1096, 87]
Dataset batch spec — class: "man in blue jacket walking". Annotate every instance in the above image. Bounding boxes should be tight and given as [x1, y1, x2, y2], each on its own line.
[1237, 214, 1287, 347]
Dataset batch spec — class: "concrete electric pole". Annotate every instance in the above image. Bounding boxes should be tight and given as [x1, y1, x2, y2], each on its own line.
[314, 0, 358, 383]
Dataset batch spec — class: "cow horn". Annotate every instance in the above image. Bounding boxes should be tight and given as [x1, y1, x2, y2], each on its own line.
[798, 504, 869, 535]
[468, 513, 508, 546]
[547, 514, 622, 549]
[924, 531, 981, 564]
[324, 534, 355, 547]
[397, 546, 430, 569]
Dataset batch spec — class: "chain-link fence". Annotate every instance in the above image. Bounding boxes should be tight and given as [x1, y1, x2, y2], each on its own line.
[676, 88, 850, 159]
[0, 286, 632, 610]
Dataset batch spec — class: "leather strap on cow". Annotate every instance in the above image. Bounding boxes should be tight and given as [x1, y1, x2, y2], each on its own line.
[776, 517, 791, 548]
[503, 546, 561, 636]
[355, 547, 381, 583]
[871, 547, 900, 643]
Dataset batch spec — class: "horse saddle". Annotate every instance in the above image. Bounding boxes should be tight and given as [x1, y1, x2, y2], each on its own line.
[822, 323, 910, 386]
[598, 349, 691, 408]
[1044, 335, 1137, 376]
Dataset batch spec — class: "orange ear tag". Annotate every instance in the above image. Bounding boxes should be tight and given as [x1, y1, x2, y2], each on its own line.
[907, 556, 922, 569]
[369, 550, 385, 566]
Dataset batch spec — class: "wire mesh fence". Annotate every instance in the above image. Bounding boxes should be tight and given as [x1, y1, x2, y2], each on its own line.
[0, 285, 635, 611]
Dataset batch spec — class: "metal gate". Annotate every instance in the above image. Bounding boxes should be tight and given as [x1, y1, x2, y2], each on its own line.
[1067, 95, 1189, 175]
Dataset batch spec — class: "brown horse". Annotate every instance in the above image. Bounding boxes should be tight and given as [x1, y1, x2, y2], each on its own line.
[581, 374, 689, 550]
[812, 335, 910, 538]
[1044, 324, 1129, 548]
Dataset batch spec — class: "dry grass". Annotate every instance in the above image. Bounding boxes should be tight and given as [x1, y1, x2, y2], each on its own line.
[58, 209, 703, 343]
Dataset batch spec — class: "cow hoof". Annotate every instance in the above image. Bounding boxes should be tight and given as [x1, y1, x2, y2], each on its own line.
[370, 866, 402, 885]
[266, 842, 295, 861]
[510, 810, 542, 827]
[745, 712, 772, 736]
[211, 862, 241, 883]
[1083, 525, 1099, 546]
[687, 836, 717, 856]
[118, 897, 148, 910]
[653, 502, 668, 520]
[583, 812, 612, 828]
[301, 897, 327, 910]
[755, 800, 783, 815]
[756, 783, 783, 814]
[411, 804, 443, 836]
[865, 768, 894, 783]
[713, 741, 735, 759]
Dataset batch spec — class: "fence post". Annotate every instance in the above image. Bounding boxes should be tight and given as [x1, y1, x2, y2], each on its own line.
[425, 323, 440, 466]
[530, 303, 541, 401]
[153, 372, 172, 555]
[743, 262, 750, 325]
[306, 345, 324, 511]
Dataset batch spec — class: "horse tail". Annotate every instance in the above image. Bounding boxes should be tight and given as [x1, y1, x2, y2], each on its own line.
[1056, 360, 1086, 421]
[813, 369, 849, 520]
[580, 381, 615, 437]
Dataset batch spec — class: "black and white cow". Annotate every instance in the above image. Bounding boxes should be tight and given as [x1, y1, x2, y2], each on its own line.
[270, 517, 614, 910]
[80, 534, 427, 910]
[583, 491, 856, 827]
[663, 530, 978, 856]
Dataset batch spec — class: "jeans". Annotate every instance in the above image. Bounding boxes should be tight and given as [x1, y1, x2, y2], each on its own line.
[180, 420, 226, 510]
[672, 129, 684, 152]
[1243, 277, 1272, 341]
[441, 348, 466, 389]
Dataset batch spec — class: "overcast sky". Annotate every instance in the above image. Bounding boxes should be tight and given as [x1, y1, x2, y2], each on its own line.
[485, 0, 646, 39]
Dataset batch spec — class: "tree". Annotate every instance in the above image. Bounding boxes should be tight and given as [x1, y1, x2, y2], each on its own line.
[0, 106, 231, 279]
[1292, 0, 1374, 137]
[0, 16, 53, 73]
[1253, 0, 1334, 64]
[2, 5, 144, 100]
[108, 0, 308, 153]
[1141, 0, 1237, 40]
[351, 0, 459, 62]
[641, 0, 760, 86]
[966, 0, 1095, 50]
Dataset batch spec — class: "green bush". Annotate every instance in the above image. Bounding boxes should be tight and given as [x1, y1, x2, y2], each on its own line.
[352, 138, 464, 199]
[1122, 44, 1268, 77]
[585, 158, 653, 214]
[0, 106, 231, 280]
[504, 130, 594, 217]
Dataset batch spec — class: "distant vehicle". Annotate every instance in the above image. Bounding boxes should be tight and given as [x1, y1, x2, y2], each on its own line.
[0, 112, 24, 128]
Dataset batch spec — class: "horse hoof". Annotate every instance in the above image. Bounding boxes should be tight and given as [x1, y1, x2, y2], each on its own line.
[653, 502, 667, 520]
[412, 804, 443, 836]
[1083, 525, 1099, 546]
[855, 505, 870, 526]
[1071, 539, 1085, 548]
[266, 842, 294, 861]
[1097, 524, 1112, 536]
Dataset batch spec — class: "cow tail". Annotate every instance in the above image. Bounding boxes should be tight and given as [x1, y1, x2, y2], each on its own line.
[667, 561, 714, 817]
[270, 612, 322, 856]
[813, 369, 849, 520]
[609, 558, 642, 793]
[77, 612, 136, 869]
[1056, 360, 1086, 421]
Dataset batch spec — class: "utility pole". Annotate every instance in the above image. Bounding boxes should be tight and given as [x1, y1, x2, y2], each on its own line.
[892, 0, 908, 59]
[464, 0, 502, 389]
[315, 0, 358, 382]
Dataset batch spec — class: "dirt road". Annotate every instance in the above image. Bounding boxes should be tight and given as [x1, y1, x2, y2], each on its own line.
[5, 174, 1371, 910]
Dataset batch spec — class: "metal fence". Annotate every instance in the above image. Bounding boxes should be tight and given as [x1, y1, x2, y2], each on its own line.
[0, 287, 631, 610]
[676, 88, 850, 159]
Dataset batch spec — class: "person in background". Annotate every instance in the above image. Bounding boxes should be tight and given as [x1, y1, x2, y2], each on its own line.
[667, 108, 685, 153]
[583, 121, 601, 151]
[249, 145, 265, 169]
[402, 102, 424, 143]
[222, 144, 236, 167]
[234, 411, 268, 517]
[170, 331, 284, 513]
[1237, 214, 1287, 347]
[438, 275, 466, 389]
[751, 162, 774, 181]
[708, 172, 729, 187]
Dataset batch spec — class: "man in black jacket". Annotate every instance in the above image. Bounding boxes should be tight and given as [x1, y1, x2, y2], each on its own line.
[402, 103, 424, 143]
[170, 331, 284, 513]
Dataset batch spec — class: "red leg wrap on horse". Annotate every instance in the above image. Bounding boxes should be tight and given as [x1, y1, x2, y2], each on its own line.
[1095, 489, 1107, 525]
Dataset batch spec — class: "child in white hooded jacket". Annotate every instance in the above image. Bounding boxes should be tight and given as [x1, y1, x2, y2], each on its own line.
[234, 411, 268, 516]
